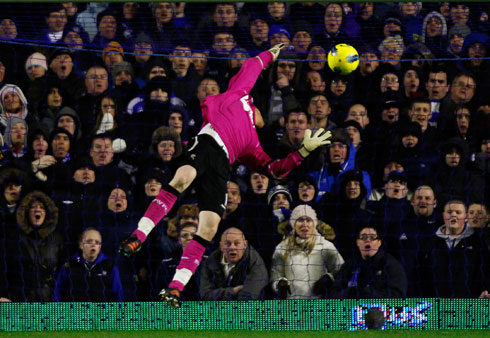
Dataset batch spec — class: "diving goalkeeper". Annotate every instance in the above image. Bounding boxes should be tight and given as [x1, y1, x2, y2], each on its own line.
[119, 43, 331, 307]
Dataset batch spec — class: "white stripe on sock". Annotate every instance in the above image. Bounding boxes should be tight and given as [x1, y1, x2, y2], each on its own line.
[173, 268, 193, 286]
[138, 217, 156, 236]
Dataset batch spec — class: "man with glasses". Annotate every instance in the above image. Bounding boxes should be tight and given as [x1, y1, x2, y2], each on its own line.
[329, 226, 407, 298]
[54, 228, 124, 301]
[439, 72, 476, 126]
[78, 65, 109, 137]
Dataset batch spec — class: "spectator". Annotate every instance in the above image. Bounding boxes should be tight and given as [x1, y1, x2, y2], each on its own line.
[218, 180, 246, 236]
[308, 128, 371, 201]
[327, 74, 353, 124]
[467, 203, 489, 229]
[425, 65, 450, 126]
[242, 172, 278, 270]
[1, 118, 29, 168]
[147, 2, 189, 54]
[446, 24, 471, 58]
[246, 15, 269, 55]
[25, 52, 48, 83]
[98, 182, 141, 300]
[319, 169, 370, 260]
[37, 5, 68, 44]
[306, 92, 336, 132]
[389, 118, 438, 192]
[366, 170, 412, 236]
[200, 227, 267, 300]
[352, 46, 380, 103]
[111, 61, 139, 111]
[54, 228, 123, 302]
[268, 25, 291, 50]
[76, 3, 109, 42]
[408, 98, 439, 149]
[378, 35, 405, 68]
[417, 200, 490, 298]
[190, 51, 208, 78]
[290, 21, 313, 57]
[168, 44, 199, 104]
[274, 109, 310, 158]
[329, 225, 407, 298]
[271, 204, 343, 299]
[254, 50, 299, 126]
[37, 86, 64, 133]
[0, 84, 29, 135]
[448, 3, 470, 27]
[195, 3, 246, 51]
[102, 41, 125, 74]
[155, 221, 200, 301]
[129, 33, 155, 84]
[5, 190, 63, 301]
[51, 155, 100, 254]
[89, 133, 131, 193]
[92, 9, 121, 49]
[77, 65, 110, 139]
[439, 72, 477, 120]
[430, 137, 484, 207]
[0, 168, 31, 228]
[163, 203, 199, 255]
[421, 11, 448, 58]
[46, 49, 84, 109]
[313, 3, 350, 52]
[389, 185, 439, 296]
[398, 2, 423, 44]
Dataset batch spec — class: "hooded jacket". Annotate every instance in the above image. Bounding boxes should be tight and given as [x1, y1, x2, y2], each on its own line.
[5, 191, 64, 301]
[420, 11, 448, 58]
[0, 84, 29, 133]
[431, 138, 485, 206]
[417, 224, 490, 298]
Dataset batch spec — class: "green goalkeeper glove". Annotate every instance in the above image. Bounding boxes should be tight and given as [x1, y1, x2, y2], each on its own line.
[298, 129, 332, 158]
[269, 43, 285, 61]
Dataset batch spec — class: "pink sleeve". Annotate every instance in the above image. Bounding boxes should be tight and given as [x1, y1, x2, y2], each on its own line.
[227, 51, 273, 94]
[239, 147, 304, 180]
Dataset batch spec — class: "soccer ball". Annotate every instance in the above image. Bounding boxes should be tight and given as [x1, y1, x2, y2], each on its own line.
[327, 44, 359, 75]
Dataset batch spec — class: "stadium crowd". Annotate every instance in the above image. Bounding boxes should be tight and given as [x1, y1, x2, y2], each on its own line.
[0, 1, 489, 302]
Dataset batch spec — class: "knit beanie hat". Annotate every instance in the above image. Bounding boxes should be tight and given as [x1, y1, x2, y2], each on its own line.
[289, 204, 318, 228]
[25, 52, 48, 71]
[102, 41, 124, 61]
[112, 61, 134, 82]
[267, 184, 292, 205]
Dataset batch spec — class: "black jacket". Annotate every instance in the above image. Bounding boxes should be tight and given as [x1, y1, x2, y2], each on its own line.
[330, 249, 407, 299]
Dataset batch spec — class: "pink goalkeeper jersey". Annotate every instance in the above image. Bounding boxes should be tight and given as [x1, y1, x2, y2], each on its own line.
[200, 50, 303, 177]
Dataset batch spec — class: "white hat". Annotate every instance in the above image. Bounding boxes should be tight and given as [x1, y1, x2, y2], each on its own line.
[25, 52, 48, 71]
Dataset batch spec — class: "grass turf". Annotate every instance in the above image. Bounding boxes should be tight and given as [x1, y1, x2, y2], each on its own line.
[1, 330, 490, 337]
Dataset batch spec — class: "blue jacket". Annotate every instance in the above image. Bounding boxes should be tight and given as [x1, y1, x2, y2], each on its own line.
[310, 143, 372, 201]
[54, 252, 123, 302]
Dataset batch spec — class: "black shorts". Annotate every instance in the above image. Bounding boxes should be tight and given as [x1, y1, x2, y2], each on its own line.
[184, 134, 230, 215]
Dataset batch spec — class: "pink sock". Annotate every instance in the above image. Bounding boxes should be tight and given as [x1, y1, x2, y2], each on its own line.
[169, 240, 206, 291]
[131, 189, 178, 244]
[132, 229, 147, 242]
[144, 188, 178, 223]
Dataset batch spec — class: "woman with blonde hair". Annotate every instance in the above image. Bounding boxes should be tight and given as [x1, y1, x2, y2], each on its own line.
[271, 204, 343, 299]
